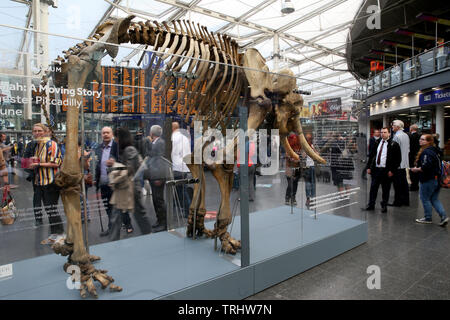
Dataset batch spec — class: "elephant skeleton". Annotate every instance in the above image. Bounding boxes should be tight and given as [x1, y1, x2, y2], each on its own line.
[39, 15, 326, 298]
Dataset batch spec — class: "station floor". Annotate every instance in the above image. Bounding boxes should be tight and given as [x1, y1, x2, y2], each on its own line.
[1, 164, 449, 300]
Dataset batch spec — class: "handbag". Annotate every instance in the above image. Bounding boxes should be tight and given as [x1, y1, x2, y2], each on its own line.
[1, 187, 17, 225]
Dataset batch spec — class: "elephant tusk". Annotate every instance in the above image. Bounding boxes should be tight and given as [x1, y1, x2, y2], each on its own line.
[282, 136, 300, 161]
[295, 121, 327, 164]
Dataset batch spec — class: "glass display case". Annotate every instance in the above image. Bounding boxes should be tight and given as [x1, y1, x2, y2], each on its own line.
[0, 9, 368, 300]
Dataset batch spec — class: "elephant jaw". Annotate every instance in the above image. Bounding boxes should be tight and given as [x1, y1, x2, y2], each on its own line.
[276, 106, 327, 165]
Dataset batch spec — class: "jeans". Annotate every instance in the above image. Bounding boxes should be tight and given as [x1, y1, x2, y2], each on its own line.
[286, 168, 301, 200]
[419, 179, 446, 220]
[304, 167, 316, 198]
[109, 207, 132, 241]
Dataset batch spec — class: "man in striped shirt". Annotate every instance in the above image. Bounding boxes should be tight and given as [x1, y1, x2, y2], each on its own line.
[28, 123, 64, 239]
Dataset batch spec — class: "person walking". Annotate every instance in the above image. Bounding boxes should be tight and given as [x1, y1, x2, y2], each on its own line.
[144, 125, 170, 232]
[95, 126, 119, 237]
[171, 122, 192, 217]
[365, 127, 401, 213]
[302, 133, 317, 208]
[107, 127, 142, 238]
[409, 124, 421, 191]
[412, 134, 448, 226]
[284, 133, 302, 206]
[390, 120, 410, 207]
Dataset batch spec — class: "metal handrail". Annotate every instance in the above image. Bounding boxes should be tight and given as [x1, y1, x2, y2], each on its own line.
[355, 40, 450, 100]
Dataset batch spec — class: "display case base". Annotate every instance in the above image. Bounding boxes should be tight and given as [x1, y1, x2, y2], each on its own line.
[0, 206, 367, 299]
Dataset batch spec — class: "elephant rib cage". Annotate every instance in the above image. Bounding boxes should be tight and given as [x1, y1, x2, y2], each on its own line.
[127, 20, 242, 128]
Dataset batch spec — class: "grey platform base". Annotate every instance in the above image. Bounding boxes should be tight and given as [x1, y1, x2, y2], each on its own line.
[0, 206, 367, 300]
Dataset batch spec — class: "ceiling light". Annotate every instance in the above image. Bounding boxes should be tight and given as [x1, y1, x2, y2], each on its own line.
[281, 0, 295, 14]
[432, 87, 440, 90]
[415, 90, 421, 94]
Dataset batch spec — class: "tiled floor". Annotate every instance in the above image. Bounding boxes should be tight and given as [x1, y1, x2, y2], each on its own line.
[246, 182, 450, 300]
[1, 166, 449, 300]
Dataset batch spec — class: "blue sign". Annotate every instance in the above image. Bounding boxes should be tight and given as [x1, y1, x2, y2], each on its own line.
[419, 89, 450, 106]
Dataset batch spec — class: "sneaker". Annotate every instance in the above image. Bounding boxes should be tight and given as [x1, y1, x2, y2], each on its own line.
[439, 217, 448, 227]
[415, 217, 432, 224]
[285, 199, 290, 205]
[292, 199, 297, 206]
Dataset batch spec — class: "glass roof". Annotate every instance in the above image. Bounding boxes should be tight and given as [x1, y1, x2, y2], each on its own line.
[0, 0, 364, 104]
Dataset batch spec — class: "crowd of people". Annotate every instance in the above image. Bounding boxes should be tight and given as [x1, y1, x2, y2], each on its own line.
[1, 118, 447, 243]
[364, 120, 447, 226]
[0, 121, 194, 243]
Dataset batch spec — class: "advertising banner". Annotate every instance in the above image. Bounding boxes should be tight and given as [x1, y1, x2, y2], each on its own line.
[307, 97, 342, 117]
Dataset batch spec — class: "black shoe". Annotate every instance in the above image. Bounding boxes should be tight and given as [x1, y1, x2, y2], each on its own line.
[152, 224, 167, 232]
[364, 205, 375, 211]
[381, 206, 387, 213]
[100, 230, 110, 237]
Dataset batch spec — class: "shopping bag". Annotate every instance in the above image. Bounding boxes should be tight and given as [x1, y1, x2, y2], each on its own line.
[1, 187, 17, 225]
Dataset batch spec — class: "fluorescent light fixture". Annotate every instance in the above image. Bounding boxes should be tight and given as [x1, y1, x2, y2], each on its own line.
[415, 90, 421, 94]
[419, 110, 430, 112]
[398, 114, 409, 116]
[432, 87, 440, 90]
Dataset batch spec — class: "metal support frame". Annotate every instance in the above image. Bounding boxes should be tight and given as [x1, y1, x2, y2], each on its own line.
[239, 106, 250, 268]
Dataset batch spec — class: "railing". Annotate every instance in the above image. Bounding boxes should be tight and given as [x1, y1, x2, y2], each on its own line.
[354, 41, 450, 100]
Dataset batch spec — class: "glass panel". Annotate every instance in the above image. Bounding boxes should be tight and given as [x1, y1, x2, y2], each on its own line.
[373, 74, 381, 92]
[0, 8, 368, 300]
[390, 65, 401, 85]
[381, 70, 390, 89]
[402, 58, 414, 81]
[436, 43, 449, 71]
[417, 50, 434, 76]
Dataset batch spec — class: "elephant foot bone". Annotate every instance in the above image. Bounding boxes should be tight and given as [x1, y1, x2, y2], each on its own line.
[186, 209, 208, 238]
[53, 242, 101, 263]
[66, 261, 122, 299]
[219, 232, 241, 254]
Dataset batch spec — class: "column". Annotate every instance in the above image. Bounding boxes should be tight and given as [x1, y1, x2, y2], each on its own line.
[273, 33, 280, 73]
[383, 114, 388, 128]
[435, 105, 444, 149]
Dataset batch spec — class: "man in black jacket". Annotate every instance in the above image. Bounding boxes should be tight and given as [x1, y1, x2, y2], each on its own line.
[144, 125, 170, 232]
[95, 126, 119, 236]
[365, 127, 401, 213]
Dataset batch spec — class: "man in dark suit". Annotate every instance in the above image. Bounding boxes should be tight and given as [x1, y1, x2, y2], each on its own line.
[144, 125, 170, 232]
[408, 124, 420, 191]
[95, 126, 119, 236]
[365, 127, 401, 213]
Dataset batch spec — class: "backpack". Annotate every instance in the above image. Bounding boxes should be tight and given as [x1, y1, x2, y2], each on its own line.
[439, 160, 450, 188]
[432, 150, 449, 188]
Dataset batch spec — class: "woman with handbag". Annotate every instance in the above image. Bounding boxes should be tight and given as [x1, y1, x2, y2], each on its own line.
[285, 133, 302, 206]
[411, 134, 448, 226]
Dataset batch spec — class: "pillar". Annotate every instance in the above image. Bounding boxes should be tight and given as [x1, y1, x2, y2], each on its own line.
[435, 105, 444, 149]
